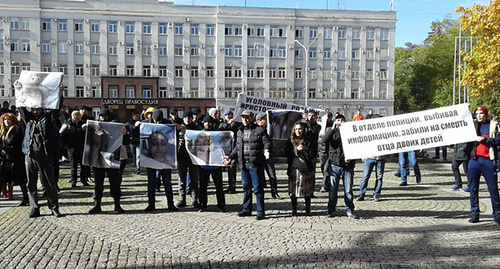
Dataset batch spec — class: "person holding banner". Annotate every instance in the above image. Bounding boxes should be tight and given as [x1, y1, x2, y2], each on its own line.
[223, 110, 271, 221]
[323, 114, 358, 219]
[285, 122, 317, 216]
[467, 106, 500, 225]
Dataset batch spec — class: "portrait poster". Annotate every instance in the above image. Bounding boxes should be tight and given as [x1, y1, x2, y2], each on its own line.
[15, 71, 64, 109]
[140, 123, 177, 170]
[185, 130, 233, 166]
[267, 110, 304, 140]
[82, 120, 123, 169]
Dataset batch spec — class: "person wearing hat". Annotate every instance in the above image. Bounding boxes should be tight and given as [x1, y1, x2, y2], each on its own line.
[191, 108, 204, 129]
[219, 109, 241, 193]
[323, 114, 358, 219]
[255, 112, 281, 199]
[176, 110, 202, 208]
[125, 111, 141, 174]
[223, 110, 271, 220]
[143, 107, 156, 121]
[467, 106, 500, 225]
[168, 108, 183, 125]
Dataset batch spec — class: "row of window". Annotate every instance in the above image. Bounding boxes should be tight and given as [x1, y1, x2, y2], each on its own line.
[11, 18, 389, 40]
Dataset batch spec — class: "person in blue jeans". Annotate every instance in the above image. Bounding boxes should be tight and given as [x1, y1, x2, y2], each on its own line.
[323, 114, 358, 219]
[398, 150, 422, 186]
[467, 106, 500, 225]
[357, 156, 386, 202]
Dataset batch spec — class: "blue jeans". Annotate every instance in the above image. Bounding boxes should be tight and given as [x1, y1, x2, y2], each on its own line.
[130, 144, 140, 172]
[359, 159, 385, 196]
[468, 157, 500, 218]
[146, 168, 174, 207]
[241, 163, 265, 214]
[399, 151, 421, 183]
[328, 164, 355, 214]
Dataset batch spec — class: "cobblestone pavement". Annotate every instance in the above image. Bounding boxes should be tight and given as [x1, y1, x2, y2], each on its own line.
[1, 160, 499, 268]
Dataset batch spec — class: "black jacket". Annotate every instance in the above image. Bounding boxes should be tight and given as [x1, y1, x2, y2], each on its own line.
[322, 127, 355, 168]
[177, 122, 201, 160]
[285, 134, 317, 175]
[125, 119, 141, 146]
[228, 122, 271, 169]
[60, 119, 85, 150]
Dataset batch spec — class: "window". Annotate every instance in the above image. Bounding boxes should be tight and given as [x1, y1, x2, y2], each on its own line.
[42, 19, 51, 31]
[324, 48, 331, 59]
[234, 45, 242, 57]
[174, 23, 182, 35]
[10, 40, 19, 52]
[92, 87, 101, 98]
[0, 43, 3, 53]
[126, 65, 134, 76]
[295, 27, 303, 38]
[247, 68, 254, 78]
[108, 43, 117, 55]
[295, 68, 302, 79]
[294, 89, 302, 99]
[225, 67, 232, 78]
[353, 29, 361, 39]
[91, 44, 100, 54]
[21, 20, 29, 30]
[22, 39, 30, 52]
[126, 43, 134, 55]
[175, 66, 182, 78]
[295, 48, 303, 59]
[309, 48, 317, 59]
[159, 87, 168, 98]
[278, 88, 286, 99]
[143, 65, 151, 77]
[380, 48, 388, 59]
[278, 27, 286, 37]
[143, 44, 151, 56]
[234, 67, 242, 78]
[21, 63, 30, 71]
[59, 65, 68, 75]
[278, 67, 286, 79]
[268, 88, 277, 99]
[352, 69, 359, 80]
[310, 28, 317, 38]
[352, 49, 359, 59]
[234, 25, 243, 36]
[337, 68, 345, 80]
[256, 67, 264, 78]
[108, 21, 117, 33]
[191, 67, 199, 78]
[224, 88, 234, 99]
[323, 69, 332, 80]
[338, 48, 346, 59]
[206, 45, 214, 57]
[75, 65, 84, 76]
[247, 46, 255, 57]
[142, 86, 152, 98]
[159, 66, 167, 77]
[308, 89, 315, 99]
[225, 45, 232, 57]
[143, 22, 151, 34]
[224, 24, 233, 35]
[74, 20, 83, 32]
[126, 86, 135, 98]
[380, 69, 388, 80]
[381, 29, 389, 40]
[109, 65, 117, 76]
[366, 69, 373, 80]
[76, 87, 84, 98]
[270, 27, 277, 37]
[159, 23, 167, 34]
[11, 63, 20, 74]
[367, 29, 375, 40]
[324, 28, 332, 39]
[174, 87, 183, 98]
[247, 27, 255, 36]
[159, 44, 167, 56]
[206, 88, 214, 98]
[206, 24, 215, 36]
[58, 42, 68, 54]
[269, 68, 276, 79]
[125, 22, 134, 33]
[350, 88, 359, 99]
[190, 45, 199, 56]
[309, 68, 317, 79]
[365, 88, 373, 99]
[338, 28, 346, 39]
[206, 67, 214, 78]
[379, 88, 387, 99]
[91, 21, 99, 32]
[269, 46, 277, 58]
[174, 44, 183, 56]
[278, 46, 286, 58]
[42, 41, 50, 53]
[256, 46, 265, 58]
[108, 86, 119, 98]
[256, 26, 265, 36]
[367, 50, 374, 60]
[91, 65, 100, 76]
[75, 42, 83, 54]
[191, 24, 199, 35]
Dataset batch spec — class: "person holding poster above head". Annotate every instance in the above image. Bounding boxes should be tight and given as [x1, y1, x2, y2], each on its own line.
[19, 83, 64, 218]
[323, 114, 358, 219]
[467, 106, 500, 225]
[223, 110, 271, 221]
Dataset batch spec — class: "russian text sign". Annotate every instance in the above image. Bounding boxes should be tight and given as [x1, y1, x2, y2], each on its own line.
[339, 104, 477, 160]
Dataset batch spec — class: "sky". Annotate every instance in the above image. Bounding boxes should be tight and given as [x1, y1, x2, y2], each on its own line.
[173, 0, 491, 47]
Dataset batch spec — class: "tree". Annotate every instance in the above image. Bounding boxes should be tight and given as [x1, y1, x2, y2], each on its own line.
[456, 1, 500, 98]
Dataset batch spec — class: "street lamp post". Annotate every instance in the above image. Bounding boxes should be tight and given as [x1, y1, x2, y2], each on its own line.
[294, 34, 320, 107]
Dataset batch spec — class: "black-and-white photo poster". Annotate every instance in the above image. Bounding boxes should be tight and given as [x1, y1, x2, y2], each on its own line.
[15, 71, 64, 109]
[140, 123, 177, 170]
[185, 130, 233, 166]
[82, 120, 123, 169]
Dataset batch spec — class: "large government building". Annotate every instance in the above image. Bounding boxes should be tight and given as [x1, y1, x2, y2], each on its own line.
[0, 0, 396, 120]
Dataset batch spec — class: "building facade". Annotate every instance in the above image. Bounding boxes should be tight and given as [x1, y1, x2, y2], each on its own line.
[0, 0, 396, 120]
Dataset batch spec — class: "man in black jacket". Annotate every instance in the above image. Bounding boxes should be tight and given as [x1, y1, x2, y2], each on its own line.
[323, 114, 358, 219]
[219, 109, 240, 193]
[306, 110, 321, 196]
[60, 110, 88, 188]
[224, 110, 271, 220]
[125, 111, 141, 174]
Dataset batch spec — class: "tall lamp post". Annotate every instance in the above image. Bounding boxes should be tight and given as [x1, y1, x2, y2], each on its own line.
[294, 33, 320, 107]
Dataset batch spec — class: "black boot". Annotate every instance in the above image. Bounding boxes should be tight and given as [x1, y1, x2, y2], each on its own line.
[89, 199, 102, 214]
[305, 196, 311, 216]
[271, 189, 281, 199]
[291, 196, 297, 216]
[113, 198, 124, 214]
[19, 184, 29, 206]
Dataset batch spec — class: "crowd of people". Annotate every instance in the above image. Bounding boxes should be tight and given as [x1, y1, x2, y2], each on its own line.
[0, 95, 499, 225]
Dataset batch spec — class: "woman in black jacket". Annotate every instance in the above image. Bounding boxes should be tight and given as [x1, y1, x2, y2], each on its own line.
[285, 121, 317, 216]
[0, 113, 28, 205]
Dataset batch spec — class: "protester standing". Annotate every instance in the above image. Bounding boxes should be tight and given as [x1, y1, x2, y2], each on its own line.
[256, 113, 281, 199]
[219, 109, 240, 194]
[451, 142, 472, 191]
[59, 110, 88, 188]
[125, 111, 141, 174]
